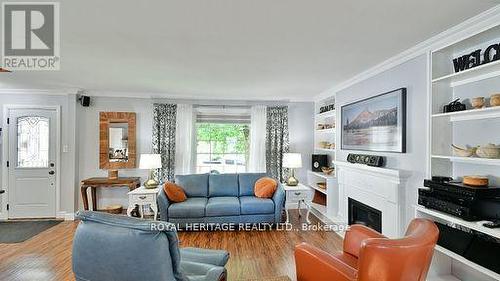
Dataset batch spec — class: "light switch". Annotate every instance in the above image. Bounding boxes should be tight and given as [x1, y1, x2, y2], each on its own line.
[63, 145, 69, 153]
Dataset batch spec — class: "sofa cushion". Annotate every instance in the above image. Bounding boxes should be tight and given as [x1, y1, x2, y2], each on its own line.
[208, 174, 239, 197]
[175, 174, 209, 197]
[163, 182, 187, 203]
[239, 196, 274, 215]
[168, 198, 207, 218]
[254, 177, 278, 198]
[205, 197, 240, 217]
[238, 173, 267, 196]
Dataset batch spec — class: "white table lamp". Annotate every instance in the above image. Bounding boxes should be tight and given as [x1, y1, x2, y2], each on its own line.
[283, 153, 302, 186]
[139, 154, 162, 188]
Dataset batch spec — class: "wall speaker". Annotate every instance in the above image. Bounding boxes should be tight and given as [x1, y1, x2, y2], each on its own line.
[79, 95, 91, 107]
[312, 154, 328, 172]
[347, 153, 384, 167]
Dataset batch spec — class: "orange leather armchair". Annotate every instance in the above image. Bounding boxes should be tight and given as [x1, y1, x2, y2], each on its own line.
[295, 218, 439, 281]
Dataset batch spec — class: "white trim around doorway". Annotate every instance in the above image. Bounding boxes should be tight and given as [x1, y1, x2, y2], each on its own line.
[0, 105, 62, 220]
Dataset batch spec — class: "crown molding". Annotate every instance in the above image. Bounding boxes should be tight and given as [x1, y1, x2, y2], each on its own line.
[314, 5, 500, 101]
[0, 88, 79, 95]
[0, 88, 310, 104]
[83, 90, 306, 103]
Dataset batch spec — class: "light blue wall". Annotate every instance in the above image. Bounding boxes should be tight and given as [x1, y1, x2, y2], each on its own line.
[77, 97, 313, 209]
[336, 54, 428, 225]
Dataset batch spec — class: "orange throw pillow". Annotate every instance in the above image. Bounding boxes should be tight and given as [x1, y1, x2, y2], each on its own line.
[163, 182, 187, 203]
[254, 177, 278, 198]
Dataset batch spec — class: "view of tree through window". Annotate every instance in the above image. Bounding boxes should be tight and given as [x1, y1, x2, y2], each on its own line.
[196, 123, 249, 174]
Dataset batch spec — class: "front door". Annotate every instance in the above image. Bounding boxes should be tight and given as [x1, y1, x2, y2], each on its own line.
[8, 108, 57, 218]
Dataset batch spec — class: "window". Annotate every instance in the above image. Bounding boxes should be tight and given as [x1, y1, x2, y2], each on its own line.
[17, 116, 49, 168]
[196, 123, 249, 174]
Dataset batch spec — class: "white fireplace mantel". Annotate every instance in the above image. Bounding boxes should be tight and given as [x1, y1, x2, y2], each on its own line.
[334, 161, 410, 238]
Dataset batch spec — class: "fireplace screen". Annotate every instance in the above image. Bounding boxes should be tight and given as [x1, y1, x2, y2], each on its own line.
[348, 198, 382, 233]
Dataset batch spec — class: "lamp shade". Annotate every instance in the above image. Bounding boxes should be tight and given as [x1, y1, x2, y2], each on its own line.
[139, 154, 162, 169]
[283, 153, 302, 168]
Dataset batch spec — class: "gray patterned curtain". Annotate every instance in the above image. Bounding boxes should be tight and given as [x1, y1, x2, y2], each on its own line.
[266, 106, 289, 183]
[152, 103, 177, 182]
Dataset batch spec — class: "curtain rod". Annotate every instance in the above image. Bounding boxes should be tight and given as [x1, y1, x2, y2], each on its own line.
[194, 104, 250, 109]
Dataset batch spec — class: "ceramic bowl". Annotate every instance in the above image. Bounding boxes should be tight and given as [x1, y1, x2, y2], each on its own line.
[476, 144, 500, 159]
[321, 167, 334, 175]
[490, 94, 500, 107]
[471, 97, 485, 109]
[451, 144, 476, 157]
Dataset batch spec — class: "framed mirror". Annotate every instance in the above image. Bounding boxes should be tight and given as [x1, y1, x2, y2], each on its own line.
[99, 112, 136, 169]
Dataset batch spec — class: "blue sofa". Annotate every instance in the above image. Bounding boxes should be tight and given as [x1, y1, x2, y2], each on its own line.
[72, 211, 229, 281]
[157, 173, 285, 226]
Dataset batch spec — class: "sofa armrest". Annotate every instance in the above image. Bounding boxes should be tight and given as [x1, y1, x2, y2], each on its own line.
[295, 243, 357, 281]
[272, 183, 285, 223]
[157, 188, 171, 221]
[343, 224, 386, 258]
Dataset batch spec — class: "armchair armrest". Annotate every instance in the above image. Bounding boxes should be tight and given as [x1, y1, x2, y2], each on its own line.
[343, 224, 386, 258]
[272, 183, 285, 223]
[295, 243, 357, 281]
[181, 247, 230, 267]
[157, 188, 171, 221]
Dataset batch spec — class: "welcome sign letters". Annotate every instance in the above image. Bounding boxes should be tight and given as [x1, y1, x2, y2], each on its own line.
[453, 43, 500, 73]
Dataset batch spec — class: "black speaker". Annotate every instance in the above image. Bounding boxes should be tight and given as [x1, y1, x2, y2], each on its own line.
[347, 153, 384, 167]
[79, 95, 90, 107]
[312, 154, 328, 172]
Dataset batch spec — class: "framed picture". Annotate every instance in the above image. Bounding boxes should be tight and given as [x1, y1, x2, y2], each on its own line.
[341, 88, 406, 153]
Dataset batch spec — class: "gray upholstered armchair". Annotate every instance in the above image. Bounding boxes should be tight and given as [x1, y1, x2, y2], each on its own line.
[72, 211, 229, 281]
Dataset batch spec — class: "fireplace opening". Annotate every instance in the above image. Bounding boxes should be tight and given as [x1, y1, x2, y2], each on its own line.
[348, 198, 382, 233]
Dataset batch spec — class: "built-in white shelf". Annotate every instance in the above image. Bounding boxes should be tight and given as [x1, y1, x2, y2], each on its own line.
[308, 170, 335, 179]
[306, 170, 332, 195]
[315, 148, 336, 153]
[307, 184, 327, 195]
[432, 59, 500, 87]
[310, 202, 327, 215]
[434, 245, 500, 281]
[431, 155, 500, 166]
[428, 23, 500, 281]
[417, 206, 500, 280]
[427, 275, 461, 281]
[432, 106, 500, 121]
[315, 110, 336, 119]
[416, 205, 500, 239]
[315, 128, 336, 133]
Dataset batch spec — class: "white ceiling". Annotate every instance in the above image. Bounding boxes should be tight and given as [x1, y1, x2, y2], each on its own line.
[1, 0, 498, 100]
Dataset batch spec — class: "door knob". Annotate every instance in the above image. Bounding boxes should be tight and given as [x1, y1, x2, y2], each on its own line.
[48, 171, 55, 175]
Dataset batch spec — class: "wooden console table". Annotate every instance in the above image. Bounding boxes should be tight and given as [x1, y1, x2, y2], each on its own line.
[80, 177, 141, 211]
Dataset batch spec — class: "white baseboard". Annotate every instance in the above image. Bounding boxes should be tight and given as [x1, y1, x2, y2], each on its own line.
[57, 211, 75, 220]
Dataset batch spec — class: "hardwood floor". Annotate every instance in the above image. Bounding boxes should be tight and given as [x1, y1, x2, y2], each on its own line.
[0, 211, 343, 281]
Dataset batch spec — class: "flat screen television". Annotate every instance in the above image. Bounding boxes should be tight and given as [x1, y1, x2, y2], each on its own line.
[341, 88, 406, 153]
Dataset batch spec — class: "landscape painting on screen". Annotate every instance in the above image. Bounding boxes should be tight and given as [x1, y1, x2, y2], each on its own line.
[341, 88, 406, 153]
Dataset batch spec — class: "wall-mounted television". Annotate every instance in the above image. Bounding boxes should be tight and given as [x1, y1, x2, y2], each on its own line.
[341, 88, 406, 153]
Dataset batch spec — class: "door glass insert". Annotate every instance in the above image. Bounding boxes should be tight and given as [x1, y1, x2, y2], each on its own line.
[17, 116, 50, 168]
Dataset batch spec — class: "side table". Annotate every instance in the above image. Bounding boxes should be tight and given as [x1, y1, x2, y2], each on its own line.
[127, 186, 160, 220]
[284, 183, 314, 224]
[80, 177, 141, 211]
